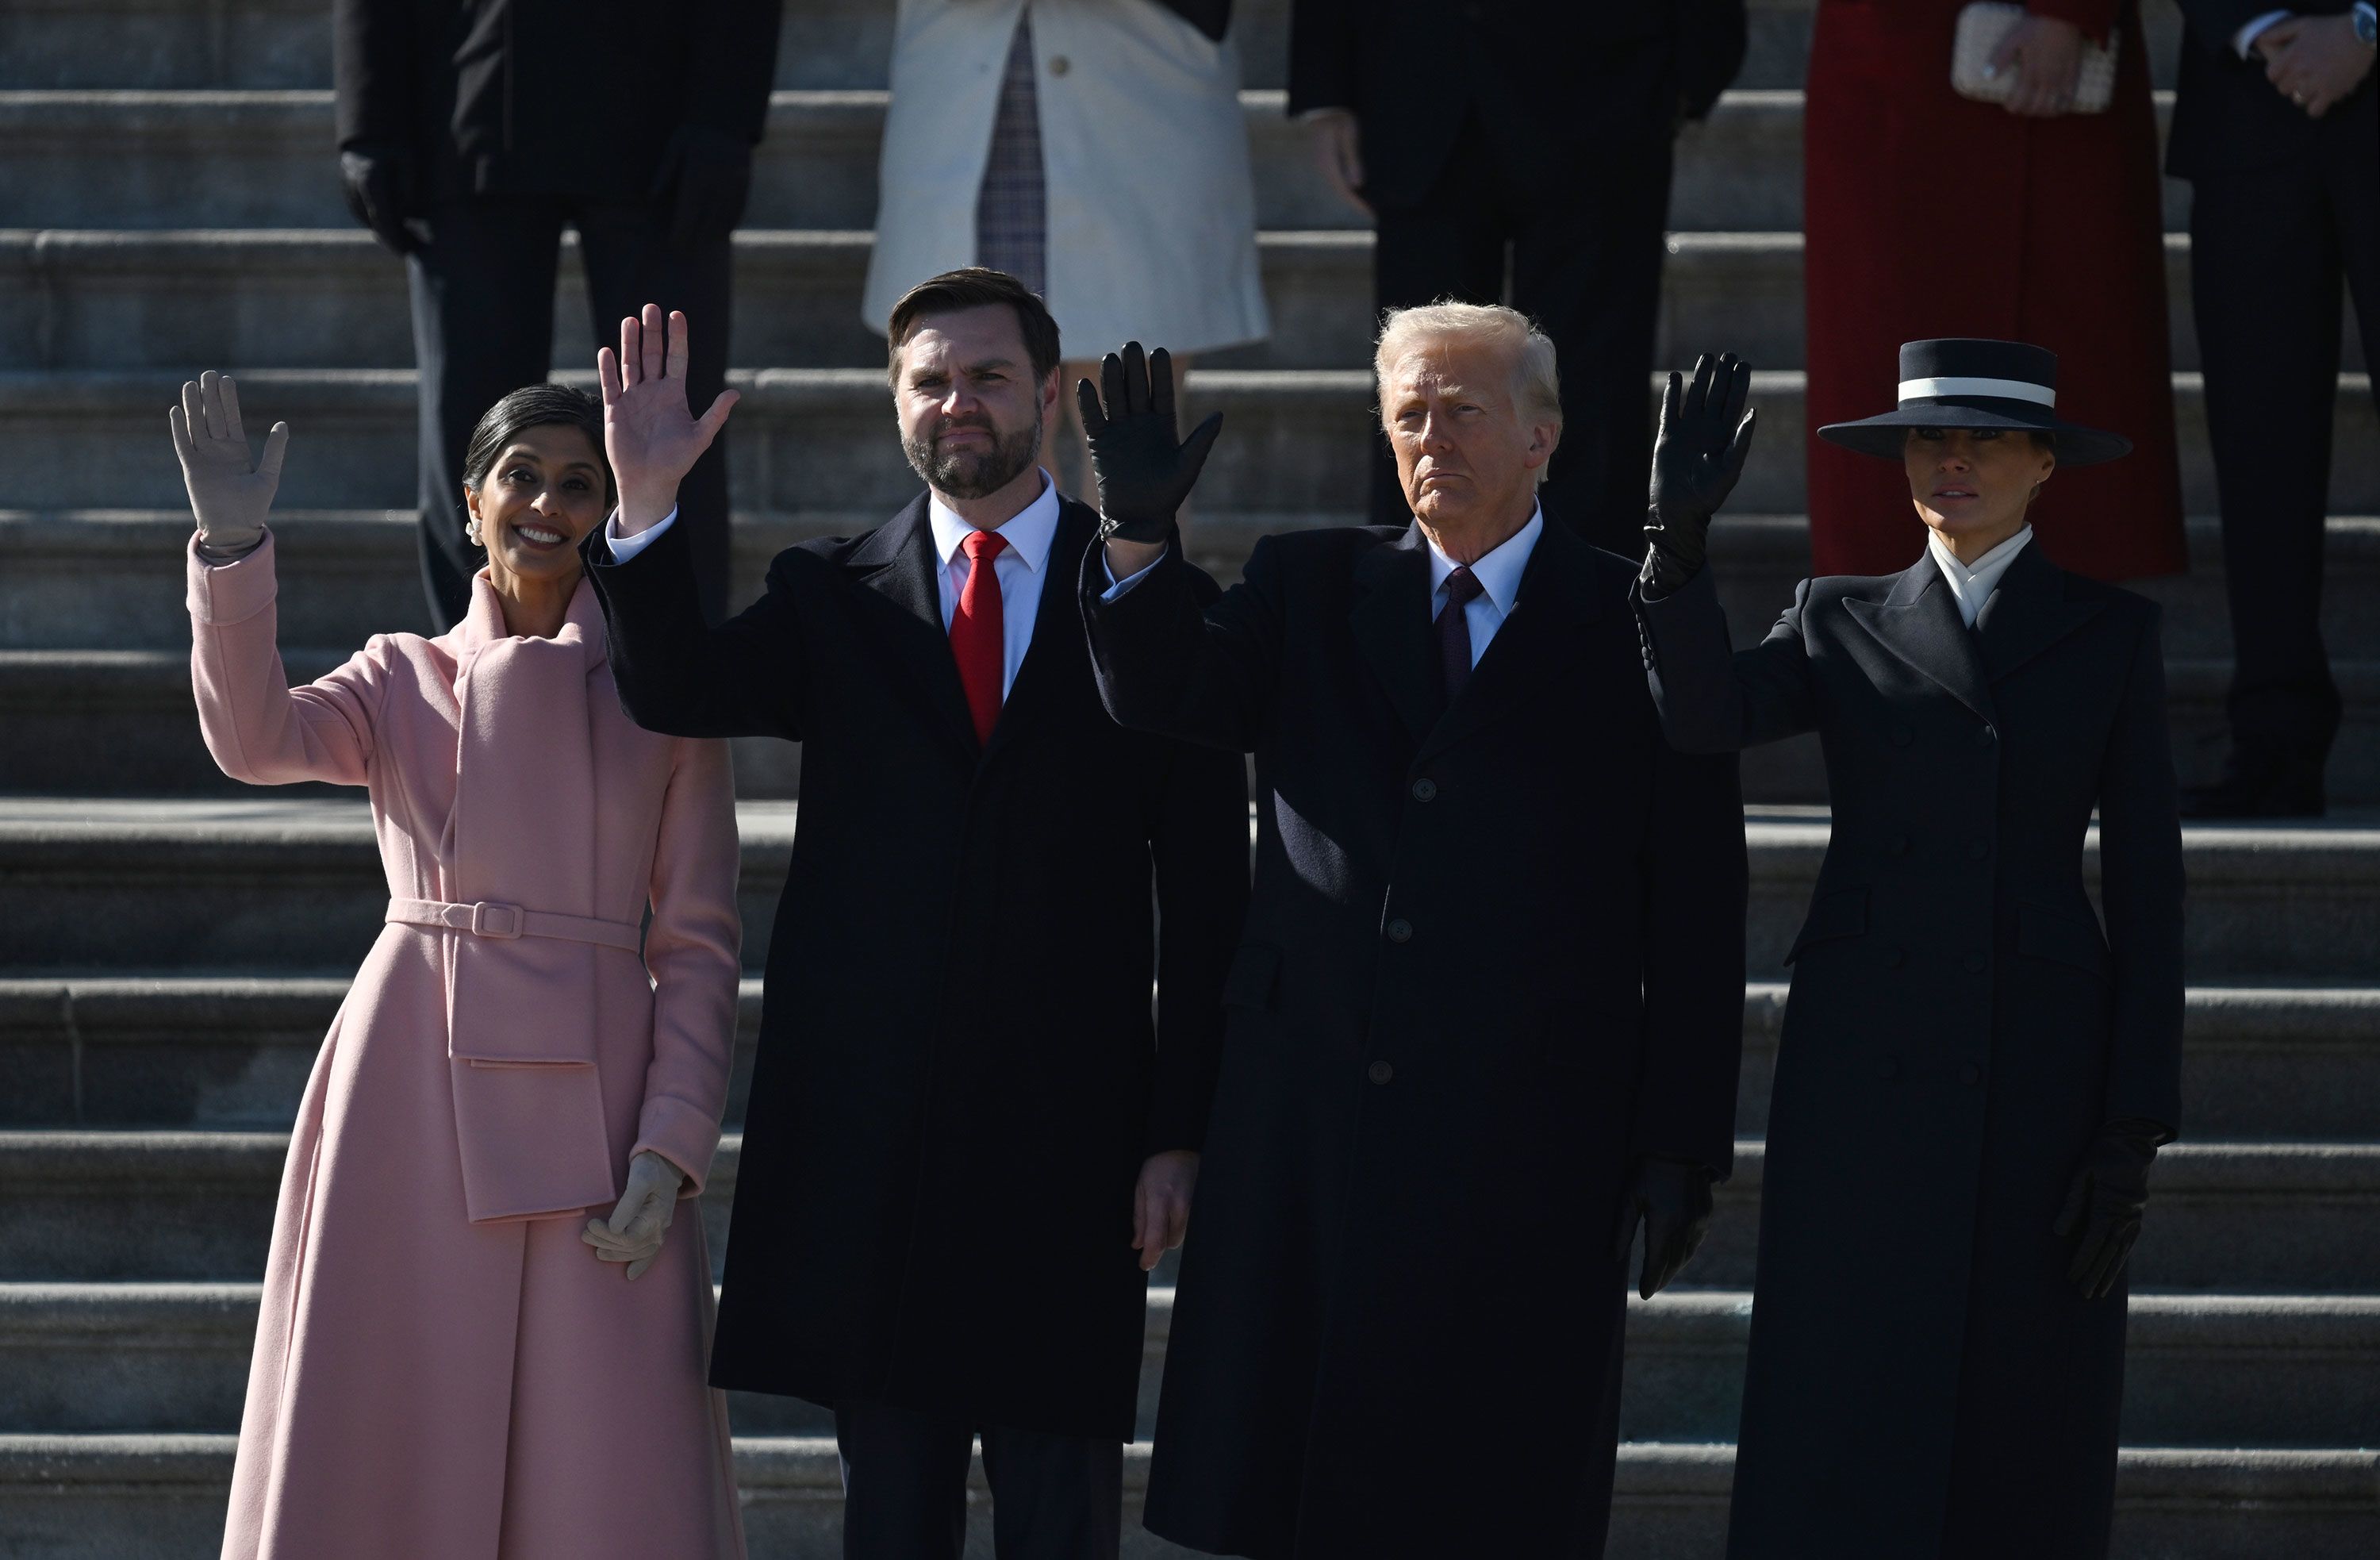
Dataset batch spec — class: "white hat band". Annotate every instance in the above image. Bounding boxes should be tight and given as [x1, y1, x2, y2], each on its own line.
[1899, 375, 2057, 408]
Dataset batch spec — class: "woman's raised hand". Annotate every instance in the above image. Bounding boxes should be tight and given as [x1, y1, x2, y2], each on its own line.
[168, 371, 287, 553]
[598, 305, 739, 536]
[1989, 15, 2085, 118]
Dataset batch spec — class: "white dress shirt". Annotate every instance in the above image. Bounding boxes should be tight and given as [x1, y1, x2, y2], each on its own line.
[2235, 10, 2294, 55]
[1102, 505, 1545, 669]
[1928, 524, 2033, 629]
[604, 471, 1064, 699]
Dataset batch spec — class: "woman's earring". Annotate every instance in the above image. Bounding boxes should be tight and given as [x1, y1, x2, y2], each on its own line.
[465, 516, 482, 548]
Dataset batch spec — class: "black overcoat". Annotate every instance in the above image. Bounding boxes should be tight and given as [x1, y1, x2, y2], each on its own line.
[1081, 521, 1748, 1558]
[334, 0, 780, 202]
[1637, 544, 2186, 1558]
[590, 497, 1250, 1439]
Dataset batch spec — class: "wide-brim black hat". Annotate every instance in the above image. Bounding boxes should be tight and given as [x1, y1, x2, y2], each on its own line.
[1817, 339, 2133, 467]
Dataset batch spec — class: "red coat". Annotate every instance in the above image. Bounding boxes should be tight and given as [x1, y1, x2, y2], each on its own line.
[1804, 0, 2189, 581]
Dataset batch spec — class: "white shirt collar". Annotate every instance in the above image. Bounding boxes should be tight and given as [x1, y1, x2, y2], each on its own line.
[1927, 524, 2033, 628]
[1424, 505, 1543, 613]
[927, 469, 1061, 574]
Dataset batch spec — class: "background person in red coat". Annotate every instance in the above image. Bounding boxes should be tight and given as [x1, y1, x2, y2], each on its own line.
[1803, 0, 2189, 582]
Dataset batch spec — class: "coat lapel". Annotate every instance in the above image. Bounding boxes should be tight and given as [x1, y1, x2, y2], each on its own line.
[1348, 525, 1442, 745]
[1974, 540, 2108, 684]
[1418, 517, 1600, 765]
[1845, 559, 1997, 723]
[848, 496, 981, 759]
[981, 501, 1099, 765]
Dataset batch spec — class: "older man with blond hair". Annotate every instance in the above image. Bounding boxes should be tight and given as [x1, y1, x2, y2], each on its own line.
[1077, 304, 1750, 1557]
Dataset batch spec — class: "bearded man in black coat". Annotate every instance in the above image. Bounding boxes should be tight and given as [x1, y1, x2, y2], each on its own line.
[1078, 305, 1748, 1558]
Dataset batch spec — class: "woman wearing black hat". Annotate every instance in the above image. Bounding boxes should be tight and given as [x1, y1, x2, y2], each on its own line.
[1634, 342, 2186, 1558]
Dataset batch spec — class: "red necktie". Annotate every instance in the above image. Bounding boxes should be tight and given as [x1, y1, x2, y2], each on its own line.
[950, 528, 1008, 745]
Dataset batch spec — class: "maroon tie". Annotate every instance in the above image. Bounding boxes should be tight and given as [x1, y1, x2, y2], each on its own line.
[1438, 565, 1485, 705]
[950, 529, 1008, 745]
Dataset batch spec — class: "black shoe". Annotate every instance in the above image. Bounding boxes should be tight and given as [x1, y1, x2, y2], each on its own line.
[2179, 746, 2327, 819]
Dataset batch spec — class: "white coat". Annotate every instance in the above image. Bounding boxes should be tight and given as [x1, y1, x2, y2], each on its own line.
[862, 0, 1271, 358]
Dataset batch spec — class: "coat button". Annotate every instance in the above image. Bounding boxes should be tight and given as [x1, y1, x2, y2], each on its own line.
[1879, 1056, 1900, 1080]
[1386, 918, 1414, 943]
[1964, 953, 1987, 973]
[1891, 725, 1913, 747]
[1411, 778, 1438, 801]
[1368, 1061, 1395, 1085]
[1968, 839, 1990, 860]
[1888, 834, 1910, 857]
[1977, 725, 1997, 748]
[1886, 946, 1907, 969]
[1047, 54, 1070, 75]
[1960, 1063, 1983, 1087]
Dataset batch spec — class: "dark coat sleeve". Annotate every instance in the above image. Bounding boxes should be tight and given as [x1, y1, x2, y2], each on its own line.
[1636, 568, 1821, 752]
[588, 517, 807, 741]
[1081, 540, 1287, 755]
[332, 0, 416, 152]
[1630, 720, 1749, 1175]
[1142, 725, 1253, 1155]
[683, 0, 782, 144]
[2093, 602, 2186, 1135]
[1287, 0, 1361, 115]
[2172, 0, 2289, 50]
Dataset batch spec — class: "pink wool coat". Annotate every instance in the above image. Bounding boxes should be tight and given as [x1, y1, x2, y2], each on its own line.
[187, 533, 746, 1560]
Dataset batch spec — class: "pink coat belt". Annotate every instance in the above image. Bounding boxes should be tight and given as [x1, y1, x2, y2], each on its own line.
[386, 897, 642, 954]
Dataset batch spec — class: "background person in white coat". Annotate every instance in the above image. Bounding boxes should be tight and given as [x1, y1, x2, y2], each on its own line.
[862, 0, 1269, 501]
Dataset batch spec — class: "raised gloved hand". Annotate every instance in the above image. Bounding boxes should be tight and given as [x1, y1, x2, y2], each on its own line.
[2054, 1118, 2167, 1300]
[1641, 352, 1757, 597]
[1077, 341, 1224, 545]
[582, 1150, 686, 1281]
[1611, 1154, 1717, 1300]
[170, 371, 288, 557]
[650, 124, 754, 250]
[339, 144, 419, 255]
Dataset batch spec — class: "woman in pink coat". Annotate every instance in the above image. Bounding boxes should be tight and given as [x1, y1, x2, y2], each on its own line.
[171, 372, 747, 1559]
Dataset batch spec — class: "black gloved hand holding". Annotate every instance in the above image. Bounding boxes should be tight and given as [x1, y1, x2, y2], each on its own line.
[651, 125, 754, 250]
[1077, 341, 1224, 545]
[1641, 352, 1758, 597]
[2054, 1118, 2168, 1300]
[339, 145, 419, 256]
[1611, 1155, 1717, 1300]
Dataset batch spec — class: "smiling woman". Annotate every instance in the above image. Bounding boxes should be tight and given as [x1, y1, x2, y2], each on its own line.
[459, 384, 617, 640]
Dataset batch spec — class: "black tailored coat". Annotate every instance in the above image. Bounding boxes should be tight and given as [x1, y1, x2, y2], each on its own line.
[1288, 0, 1748, 208]
[1637, 544, 2185, 1558]
[334, 0, 779, 202]
[1081, 521, 1747, 1558]
[2167, 0, 2377, 179]
[589, 497, 1249, 1439]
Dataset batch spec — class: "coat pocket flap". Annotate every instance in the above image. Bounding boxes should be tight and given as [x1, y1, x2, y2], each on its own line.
[1784, 886, 1868, 966]
[1223, 943, 1281, 1011]
[2018, 902, 2110, 976]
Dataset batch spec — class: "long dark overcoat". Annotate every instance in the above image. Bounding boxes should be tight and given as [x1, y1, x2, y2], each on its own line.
[590, 496, 1250, 1439]
[1081, 521, 1748, 1558]
[1637, 542, 2185, 1558]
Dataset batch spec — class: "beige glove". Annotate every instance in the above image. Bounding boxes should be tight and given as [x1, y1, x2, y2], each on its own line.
[582, 1151, 685, 1281]
[169, 371, 287, 558]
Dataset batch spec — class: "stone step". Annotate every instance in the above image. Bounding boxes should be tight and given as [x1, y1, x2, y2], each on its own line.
[3, 365, 2370, 522]
[0, 0, 1888, 95]
[12, 228, 2353, 378]
[0, 87, 2204, 237]
[3, 1434, 2364, 1560]
[9, 643, 2370, 807]
[2, 799, 2372, 982]
[6, 1129, 2374, 1293]
[10, 976, 2373, 1142]
[5, 1281, 2370, 1454]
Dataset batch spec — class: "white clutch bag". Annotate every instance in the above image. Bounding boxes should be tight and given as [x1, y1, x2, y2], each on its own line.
[1951, 2, 2119, 114]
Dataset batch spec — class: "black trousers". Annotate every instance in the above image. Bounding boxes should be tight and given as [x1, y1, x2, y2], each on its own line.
[405, 198, 733, 630]
[1369, 109, 1674, 553]
[2189, 125, 2379, 759]
[834, 1398, 1123, 1560]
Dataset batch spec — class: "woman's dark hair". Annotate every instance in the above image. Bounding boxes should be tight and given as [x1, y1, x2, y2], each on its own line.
[885, 267, 1062, 389]
[459, 384, 613, 506]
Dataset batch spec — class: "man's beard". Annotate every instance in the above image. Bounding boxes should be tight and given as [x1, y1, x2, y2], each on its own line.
[903, 416, 1043, 499]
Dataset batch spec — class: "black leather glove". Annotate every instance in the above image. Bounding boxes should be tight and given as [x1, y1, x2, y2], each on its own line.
[651, 125, 754, 249]
[1611, 1155, 1717, 1300]
[339, 145, 419, 256]
[2054, 1118, 2167, 1300]
[1641, 352, 1757, 597]
[1077, 341, 1224, 545]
